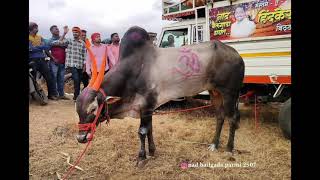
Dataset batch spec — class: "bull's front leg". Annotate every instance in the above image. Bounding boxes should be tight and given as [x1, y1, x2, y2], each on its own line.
[137, 111, 153, 166]
[147, 118, 156, 156]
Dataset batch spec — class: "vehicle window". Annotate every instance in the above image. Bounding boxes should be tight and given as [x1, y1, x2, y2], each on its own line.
[160, 28, 188, 48]
[193, 25, 204, 43]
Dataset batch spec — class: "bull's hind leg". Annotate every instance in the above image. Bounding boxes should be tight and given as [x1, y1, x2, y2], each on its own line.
[223, 92, 240, 153]
[208, 90, 225, 151]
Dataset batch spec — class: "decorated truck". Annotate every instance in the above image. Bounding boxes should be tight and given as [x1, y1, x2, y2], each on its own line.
[158, 0, 291, 138]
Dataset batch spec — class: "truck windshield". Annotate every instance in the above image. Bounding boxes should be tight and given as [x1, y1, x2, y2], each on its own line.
[160, 28, 188, 48]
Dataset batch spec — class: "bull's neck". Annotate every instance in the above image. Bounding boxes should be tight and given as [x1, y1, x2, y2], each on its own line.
[99, 44, 154, 98]
[100, 67, 127, 97]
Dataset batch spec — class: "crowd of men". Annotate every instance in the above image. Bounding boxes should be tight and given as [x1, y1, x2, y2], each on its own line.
[29, 22, 120, 102]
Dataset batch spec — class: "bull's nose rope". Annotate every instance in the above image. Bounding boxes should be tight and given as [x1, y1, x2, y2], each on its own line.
[62, 102, 105, 180]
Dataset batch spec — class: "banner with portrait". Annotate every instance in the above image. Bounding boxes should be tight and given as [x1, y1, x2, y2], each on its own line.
[209, 0, 291, 40]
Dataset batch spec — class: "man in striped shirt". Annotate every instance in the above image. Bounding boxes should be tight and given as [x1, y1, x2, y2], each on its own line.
[59, 26, 86, 101]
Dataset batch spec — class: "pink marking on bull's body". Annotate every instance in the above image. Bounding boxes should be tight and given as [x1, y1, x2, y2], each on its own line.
[79, 87, 94, 109]
[172, 47, 201, 79]
[81, 88, 90, 99]
[180, 47, 191, 53]
[129, 32, 142, 41]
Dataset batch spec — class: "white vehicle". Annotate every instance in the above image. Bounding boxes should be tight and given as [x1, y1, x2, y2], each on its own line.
[158, 0, 291, 138]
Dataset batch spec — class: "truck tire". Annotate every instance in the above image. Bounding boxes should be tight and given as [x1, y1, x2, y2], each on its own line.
[278, 98, 291, 139]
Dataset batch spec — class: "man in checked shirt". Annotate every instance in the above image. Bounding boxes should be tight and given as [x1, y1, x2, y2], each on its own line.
[59, 26, 86, 102]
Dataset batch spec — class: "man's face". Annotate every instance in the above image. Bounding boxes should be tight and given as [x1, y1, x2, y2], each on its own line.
[235, 7, 246, 22]
[73, 31, 80, 39]
[168, 35, 174, 44]
[81, 32, 87, 41]
[31, 26, 39, 34]
[94, 35, 101, 43]
[112, 34, 120, 43]
[51, 27, 60, 36]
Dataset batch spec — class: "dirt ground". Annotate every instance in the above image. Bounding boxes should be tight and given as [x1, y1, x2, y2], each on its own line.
[29, 91, 291, 180]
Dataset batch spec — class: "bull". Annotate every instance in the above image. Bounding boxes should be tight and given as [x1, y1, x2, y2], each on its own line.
[75, 26, 245, 165]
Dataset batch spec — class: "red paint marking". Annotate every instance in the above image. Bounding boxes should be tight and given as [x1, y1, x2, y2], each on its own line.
[180, 162, 189, 170]
[129, 32, 142, 41]
[173, 47, 201, 79]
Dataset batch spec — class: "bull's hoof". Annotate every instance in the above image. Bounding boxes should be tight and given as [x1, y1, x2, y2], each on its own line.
[232, 149, 243, 155]
[208, 144, 217, 151]
[149, 151, 155, 157]
[224, 151, 236, 161]
[136, 159, 149, 169]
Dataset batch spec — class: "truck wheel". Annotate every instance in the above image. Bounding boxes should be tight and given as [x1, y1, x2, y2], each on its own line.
[278, 98, 291, 139]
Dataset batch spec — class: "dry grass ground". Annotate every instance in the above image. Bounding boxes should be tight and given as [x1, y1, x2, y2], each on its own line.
[29, 93, 290, 180]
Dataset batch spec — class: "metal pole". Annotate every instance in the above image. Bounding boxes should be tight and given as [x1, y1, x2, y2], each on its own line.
[205, 6, 209, 41]
[195, 9, 198, 44]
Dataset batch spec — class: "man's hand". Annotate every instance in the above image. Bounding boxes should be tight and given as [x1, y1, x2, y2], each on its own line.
[60, 26, 69, 42]
[63, 26, 69, 35]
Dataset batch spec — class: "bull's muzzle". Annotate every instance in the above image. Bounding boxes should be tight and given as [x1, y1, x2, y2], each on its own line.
[76, 131, 92, 143]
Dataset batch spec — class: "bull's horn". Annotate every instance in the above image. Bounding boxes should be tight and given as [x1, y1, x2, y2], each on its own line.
[85, 38, 91, 47]
[92, 49, 107, 91]
[87, 48, 98, 87]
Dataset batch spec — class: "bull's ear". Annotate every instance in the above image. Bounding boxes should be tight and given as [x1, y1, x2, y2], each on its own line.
[105, 96, 121, 104]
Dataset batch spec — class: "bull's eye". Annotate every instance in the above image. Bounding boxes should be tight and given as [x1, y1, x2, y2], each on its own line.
[86, 97, 99, 114]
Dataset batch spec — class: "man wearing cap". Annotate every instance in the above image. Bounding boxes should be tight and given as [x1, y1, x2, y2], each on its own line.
[59, 26, 86, 101]
[29, 22, 58, 100]
[85, 33, 110, 77]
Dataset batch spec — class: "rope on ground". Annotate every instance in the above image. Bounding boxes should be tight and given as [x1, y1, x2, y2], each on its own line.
[153, 104, 214, 115]
[164, 140, 212, 146]
[60, 152, 84, 171]
[61, 135, 92, 180]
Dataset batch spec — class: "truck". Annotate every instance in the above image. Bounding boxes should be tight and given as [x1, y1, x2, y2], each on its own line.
[158, 0, 291, 138]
